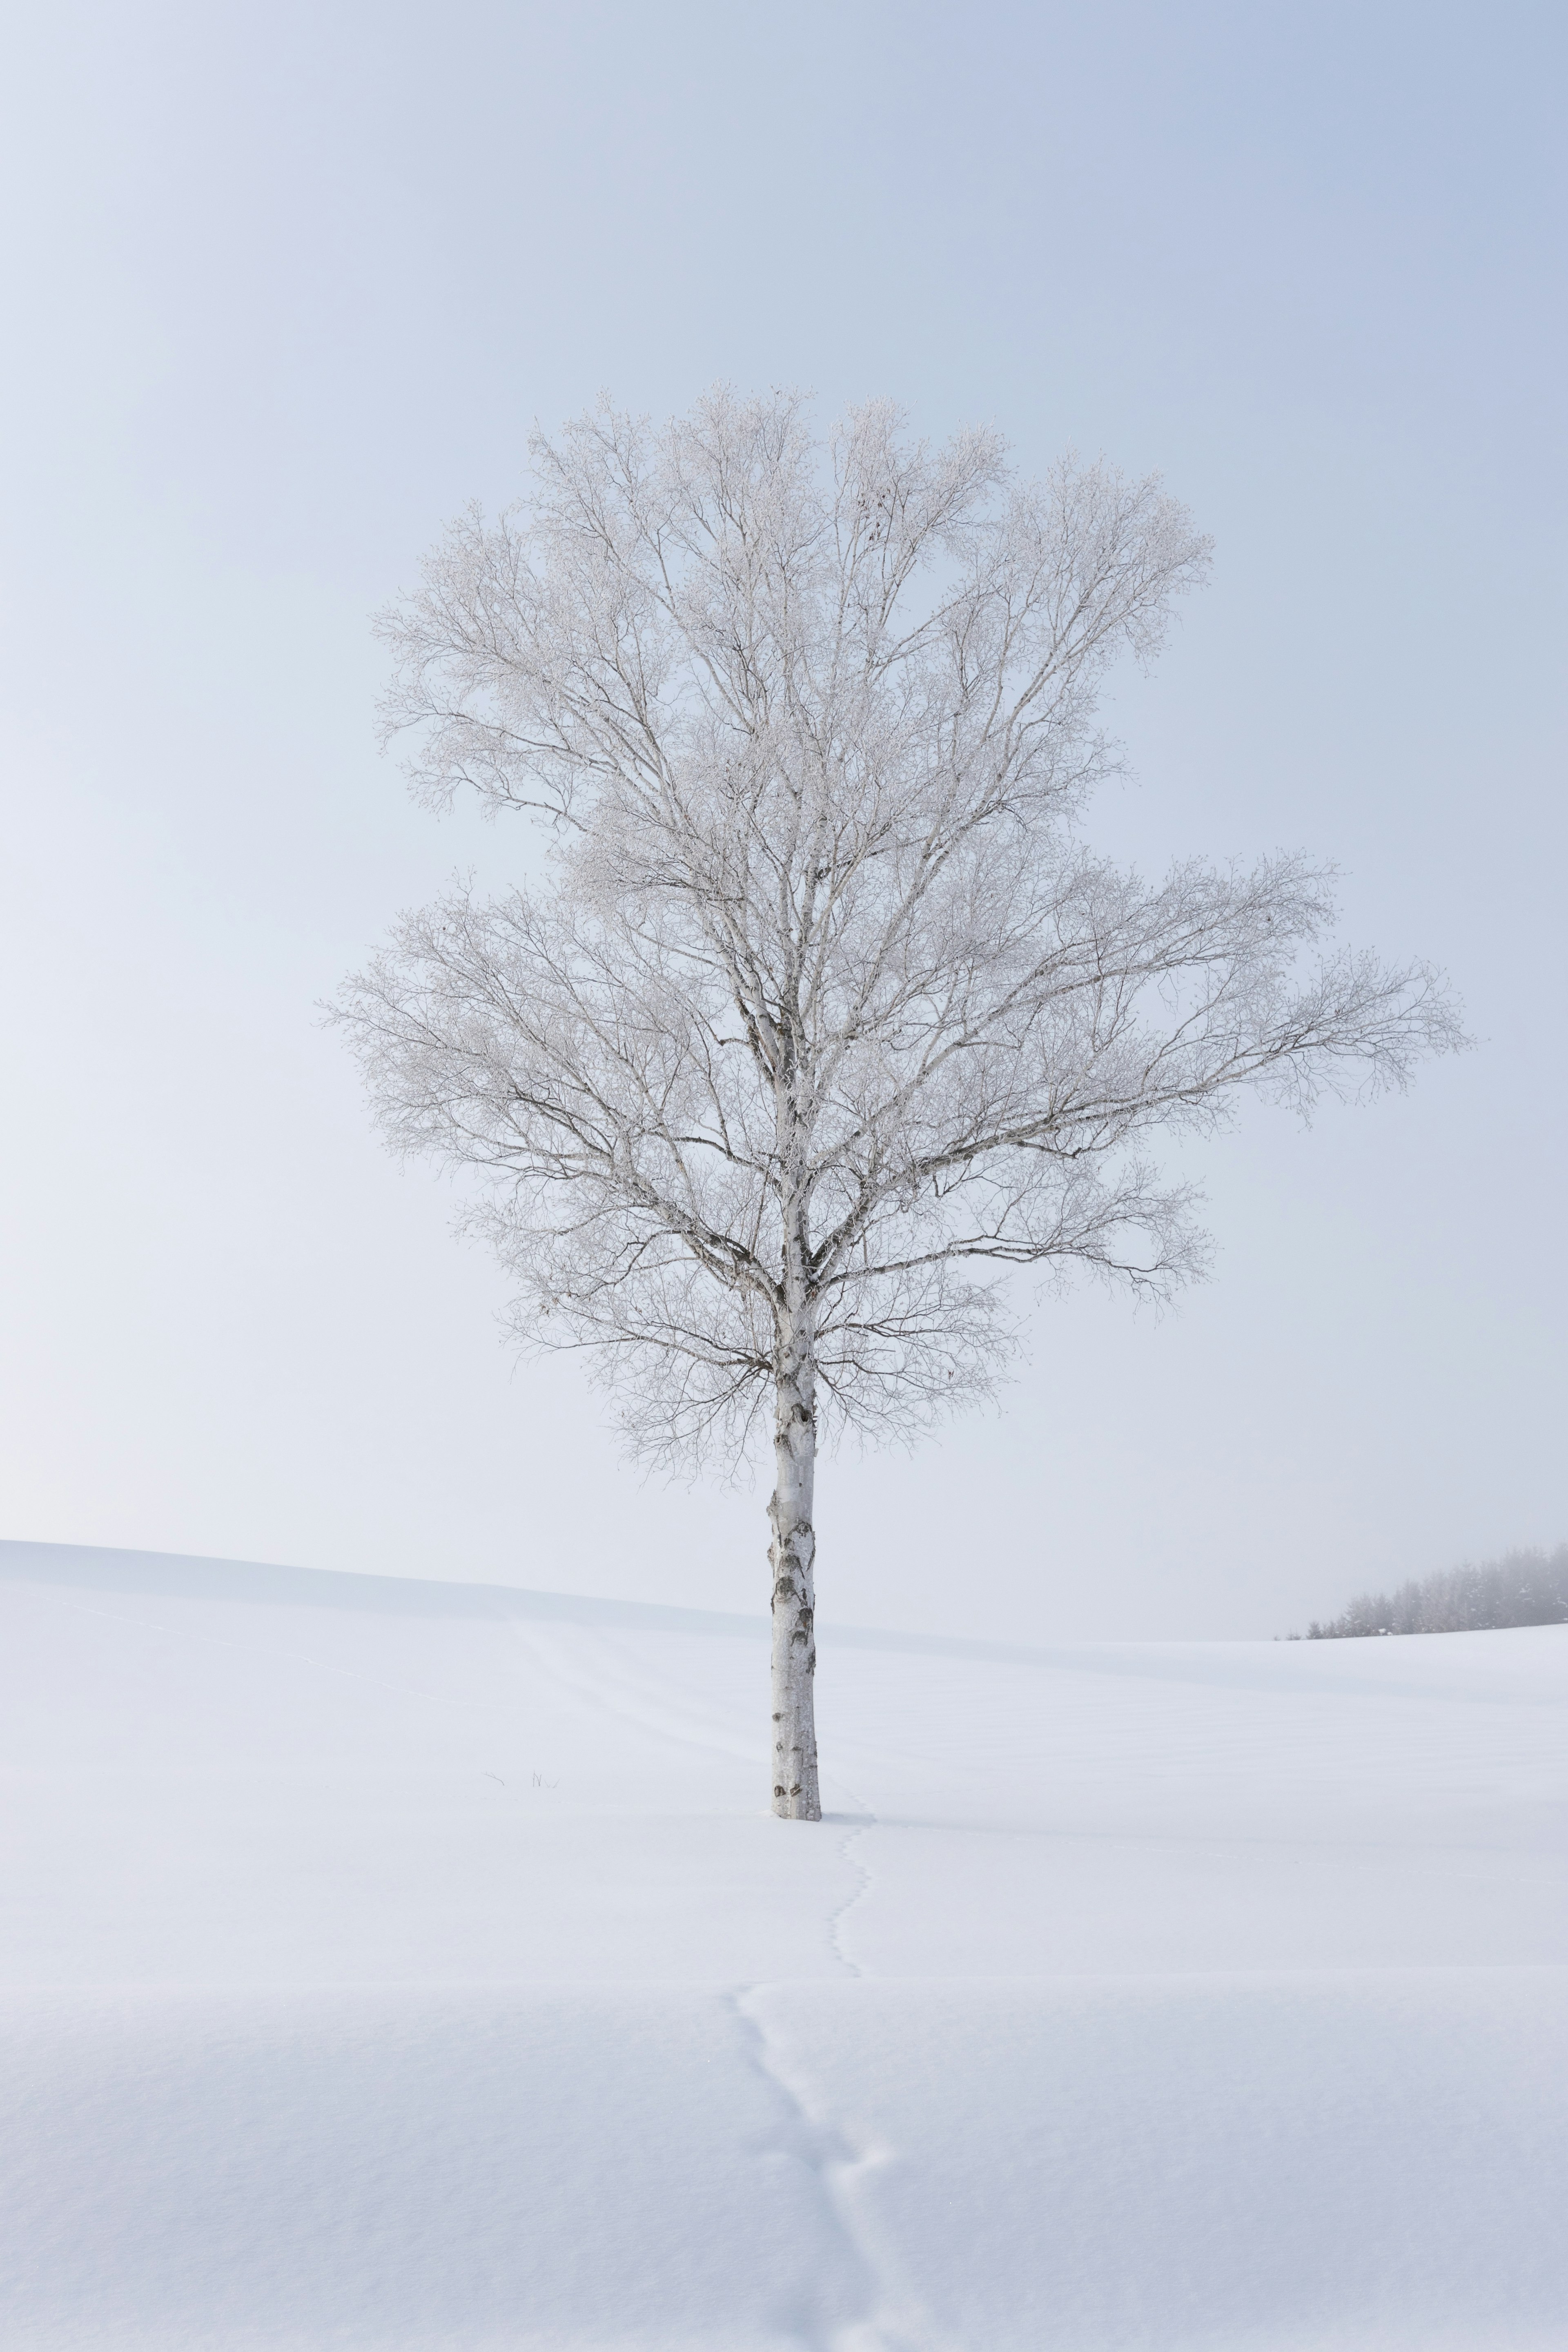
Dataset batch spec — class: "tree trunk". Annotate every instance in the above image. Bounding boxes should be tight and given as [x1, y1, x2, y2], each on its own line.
[768, 1307, 821, 1821]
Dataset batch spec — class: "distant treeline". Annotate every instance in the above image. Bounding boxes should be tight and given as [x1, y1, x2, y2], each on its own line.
[1303, 1545, 1568, 1639]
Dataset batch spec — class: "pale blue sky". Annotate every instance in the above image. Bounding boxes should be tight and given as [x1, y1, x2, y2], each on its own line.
[1, 0, 1562, 1637]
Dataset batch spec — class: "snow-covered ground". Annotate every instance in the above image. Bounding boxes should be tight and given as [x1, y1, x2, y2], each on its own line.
[2, 1538, 1564, 2350]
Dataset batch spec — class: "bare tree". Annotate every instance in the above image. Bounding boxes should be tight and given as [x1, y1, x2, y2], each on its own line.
[333, 390, 1462, 1820]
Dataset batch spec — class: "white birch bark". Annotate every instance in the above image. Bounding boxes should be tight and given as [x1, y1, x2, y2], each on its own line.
[769, 1258, 820, 1820]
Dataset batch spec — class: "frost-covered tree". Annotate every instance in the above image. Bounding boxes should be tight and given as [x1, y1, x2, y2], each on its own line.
[1305, 1545, 1568, 1638]
[334, 390, 1461, 1819]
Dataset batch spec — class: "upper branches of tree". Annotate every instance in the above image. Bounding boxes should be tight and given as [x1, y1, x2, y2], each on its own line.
[335, 389, 1466, 1474]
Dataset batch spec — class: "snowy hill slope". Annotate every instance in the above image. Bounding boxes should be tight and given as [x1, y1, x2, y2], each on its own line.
[2, 1539, 1565, 2349]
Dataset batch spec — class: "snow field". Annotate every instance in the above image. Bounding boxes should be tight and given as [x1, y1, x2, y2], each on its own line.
[2, 1541, 1565, 2348]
